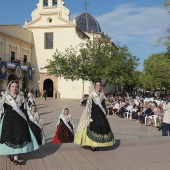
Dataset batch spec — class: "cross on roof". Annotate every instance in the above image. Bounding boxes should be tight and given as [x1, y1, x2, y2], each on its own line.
[83, 1, 89, 12]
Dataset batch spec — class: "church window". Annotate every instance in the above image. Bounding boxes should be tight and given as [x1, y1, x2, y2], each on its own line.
[45, 33, 53, 49]
[43, 0, 48, 7]
[53, 0, 57, 6]
[23, 55, 27, 64]
[11, 51, 15, 62]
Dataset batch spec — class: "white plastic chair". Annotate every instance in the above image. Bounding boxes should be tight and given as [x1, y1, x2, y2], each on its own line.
[144, 112, 153, 124]
[126, 111, 132, 119]
[145, 115, 149, 124]
[149, 115, 158, 126]
[126, 108, 137, 119]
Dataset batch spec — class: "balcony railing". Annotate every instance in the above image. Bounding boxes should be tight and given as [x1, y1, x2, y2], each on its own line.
[7, 62, 35, 72]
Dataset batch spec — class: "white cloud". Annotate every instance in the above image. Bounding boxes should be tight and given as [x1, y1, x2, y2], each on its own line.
[95, 3, 170, 70]
[96, 4, 170, 46]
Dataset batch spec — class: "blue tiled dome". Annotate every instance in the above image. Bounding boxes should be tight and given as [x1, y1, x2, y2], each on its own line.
[76, 12, 101, 33]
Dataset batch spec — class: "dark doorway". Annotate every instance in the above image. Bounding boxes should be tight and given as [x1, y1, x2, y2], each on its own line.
[43, 79, 53, 97]
[22, 76, 28, 91]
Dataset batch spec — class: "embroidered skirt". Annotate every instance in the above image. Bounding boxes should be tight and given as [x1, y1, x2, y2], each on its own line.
[75, 101, 115, 147]
[0, 111, 39, 155]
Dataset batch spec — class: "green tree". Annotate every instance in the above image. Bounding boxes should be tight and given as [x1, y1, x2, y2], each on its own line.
[143, 53, 170, 90]
[164, 0, 170, 9]
[126, 70, 144, 90]
[156, 1, 170, 53]
[45, 35, 139, 86]
[161, 0, 170, 51]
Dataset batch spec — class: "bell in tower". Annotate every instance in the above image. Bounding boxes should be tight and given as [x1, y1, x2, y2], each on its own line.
[43, 0, 48, 7]
[53, 0, 57, 6]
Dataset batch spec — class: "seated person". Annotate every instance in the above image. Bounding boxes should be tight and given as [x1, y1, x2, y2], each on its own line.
[105, 99, 113, 115]
[131, 104, 139, 120]
[147, 103, 158, 126]
[112, 101, 120, 116]
[118, 101, 125, 118]
[139, 103, 152, 124]
[125, 102, 133, 112]
[156, 103, 164, 130]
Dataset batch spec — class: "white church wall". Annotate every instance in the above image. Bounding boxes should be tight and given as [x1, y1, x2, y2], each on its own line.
[31, 26, 90, 98]
[58, 77, 91, 99]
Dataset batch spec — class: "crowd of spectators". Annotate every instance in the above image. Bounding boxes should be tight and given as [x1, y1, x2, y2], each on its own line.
[105, 90, 169, 135]
[11, 57, 31, 66]
[80, 90, 170, 136]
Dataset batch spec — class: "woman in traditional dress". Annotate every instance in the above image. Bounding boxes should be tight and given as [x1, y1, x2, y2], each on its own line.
[0, 80, 39, 165]
[28, 105, 45, 145]
[27, 92, 36, 109]
[74, 80, 115, 151]
[52, 108, 74, 144]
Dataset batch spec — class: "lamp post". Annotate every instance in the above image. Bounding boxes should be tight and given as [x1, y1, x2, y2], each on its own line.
[82, 78, 85, 97]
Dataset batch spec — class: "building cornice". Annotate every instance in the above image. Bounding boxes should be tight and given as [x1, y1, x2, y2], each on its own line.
[0, 32, 32, 48]
[23, 13, 74, 28]
[24, 24, 76, 29]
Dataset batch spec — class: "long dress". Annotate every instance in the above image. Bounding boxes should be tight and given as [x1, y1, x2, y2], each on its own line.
[52, 114, 74, 144]
[0, 94, 39, 155]
[74, 91, 115, 147]
[0, 99, 3, 121]
[28, 111, 45, 145]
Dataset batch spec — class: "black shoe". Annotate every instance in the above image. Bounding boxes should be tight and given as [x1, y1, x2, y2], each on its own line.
[13, 160, 20, 165]
[91, 147, 96, 152]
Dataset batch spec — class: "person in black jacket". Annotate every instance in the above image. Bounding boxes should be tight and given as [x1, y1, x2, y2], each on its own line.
[43, 90, 47, 101]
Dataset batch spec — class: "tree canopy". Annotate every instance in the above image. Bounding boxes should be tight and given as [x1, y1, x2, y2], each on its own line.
[45, 35, 139, 87]
[142, 53, 170, 90]
[164, 0, 170, 9]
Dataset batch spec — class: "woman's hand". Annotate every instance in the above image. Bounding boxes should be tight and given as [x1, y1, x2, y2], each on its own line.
[90, 118, 93, 122]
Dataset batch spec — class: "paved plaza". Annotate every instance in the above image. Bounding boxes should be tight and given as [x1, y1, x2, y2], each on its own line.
[1, 97, 170, 170]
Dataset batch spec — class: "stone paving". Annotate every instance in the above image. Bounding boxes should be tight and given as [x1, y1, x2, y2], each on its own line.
[1, 97, 170, 170]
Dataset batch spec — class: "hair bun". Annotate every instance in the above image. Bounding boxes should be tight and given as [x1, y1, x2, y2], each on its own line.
[94, 80, 102, 86]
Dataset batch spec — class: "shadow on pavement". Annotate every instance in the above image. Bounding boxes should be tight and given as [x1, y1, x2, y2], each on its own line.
[22, 141, 62, 160]
[37, 104, 46, 106]
[37, 106, 48, 109]
[45, 137, 53, 142]
[99, 139, 120, 151]
[40, 111, 52, 115]
[43, 122, 53, 127]
[82, 139, 120, 151]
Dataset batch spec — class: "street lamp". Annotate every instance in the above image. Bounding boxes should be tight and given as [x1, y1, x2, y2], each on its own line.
[82, 77, 85, 97]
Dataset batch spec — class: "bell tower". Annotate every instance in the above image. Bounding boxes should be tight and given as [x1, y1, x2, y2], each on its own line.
[28, 0, 70, 23]
[43, 0, 57, 7]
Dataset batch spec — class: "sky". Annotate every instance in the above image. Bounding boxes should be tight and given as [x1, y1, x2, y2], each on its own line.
[0, 0, 169, 71]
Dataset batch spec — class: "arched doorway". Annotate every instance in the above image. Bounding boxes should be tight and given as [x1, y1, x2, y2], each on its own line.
[22, 76, 29, 91]
[43, 79, 53, 97]
[8, 74, 17, 84]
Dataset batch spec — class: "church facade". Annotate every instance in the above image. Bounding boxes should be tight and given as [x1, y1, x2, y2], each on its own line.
[0, 25, 34, 91]
[0, 0, 118, 98]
